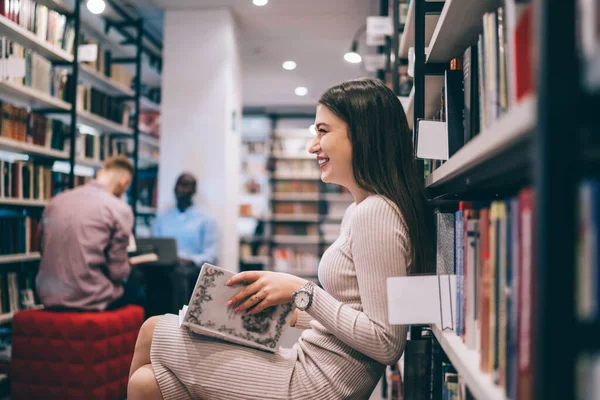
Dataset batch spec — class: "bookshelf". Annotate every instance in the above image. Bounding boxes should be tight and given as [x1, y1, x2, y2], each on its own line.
[0, 253, 41, 265]
[0, 14, 73, 62]
[0, 198, 47, 207]
[388, 0, 587, 399]
[0, 137, 68, 159]
[0, 0, 162, 321]
[426, 95, 536, 197]
[0, 80, 71, 111]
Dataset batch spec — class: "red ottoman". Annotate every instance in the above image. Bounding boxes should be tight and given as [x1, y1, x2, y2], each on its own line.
[11, 305, 144, 400]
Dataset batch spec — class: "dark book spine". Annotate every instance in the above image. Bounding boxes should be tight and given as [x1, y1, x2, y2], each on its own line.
[445, 70, 465, 156]
[404, 338, 432, 400]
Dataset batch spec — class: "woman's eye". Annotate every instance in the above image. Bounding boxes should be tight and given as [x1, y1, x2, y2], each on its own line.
[319, 129, 327, 135]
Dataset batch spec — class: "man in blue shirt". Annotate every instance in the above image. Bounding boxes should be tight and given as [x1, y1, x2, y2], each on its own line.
[152, 173, 219, 303]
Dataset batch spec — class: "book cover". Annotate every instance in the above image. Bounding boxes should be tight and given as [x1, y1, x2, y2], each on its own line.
[464, 210, 480, 350]
[479, 207, 491, 372]
[463, 44, 480, 144]
[179, 263, 293, 353]
[497, 201, 508, 388]
[436, 213, 455, 275]
[518, 188, 535, 400]
[445, 70, 465, 157]
[455, 210, 464, 338]
[489, 202, 500, 379]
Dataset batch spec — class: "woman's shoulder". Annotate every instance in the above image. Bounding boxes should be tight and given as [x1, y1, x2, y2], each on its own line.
[354, 195, 403, 220]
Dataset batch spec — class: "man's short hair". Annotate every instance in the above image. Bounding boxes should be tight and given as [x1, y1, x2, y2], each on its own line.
[103, 155, 134, 176]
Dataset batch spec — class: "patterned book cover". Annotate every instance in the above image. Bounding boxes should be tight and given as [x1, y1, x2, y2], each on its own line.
[179, 263, 293, 353]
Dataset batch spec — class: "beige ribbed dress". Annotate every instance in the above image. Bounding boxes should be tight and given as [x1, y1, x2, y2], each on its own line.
[150, 195, 410, 399]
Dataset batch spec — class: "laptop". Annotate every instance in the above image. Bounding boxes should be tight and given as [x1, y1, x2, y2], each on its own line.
[128, 237, 178, 267]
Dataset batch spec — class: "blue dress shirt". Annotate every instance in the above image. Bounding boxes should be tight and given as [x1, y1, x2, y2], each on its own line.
[152, 206, 219, 267]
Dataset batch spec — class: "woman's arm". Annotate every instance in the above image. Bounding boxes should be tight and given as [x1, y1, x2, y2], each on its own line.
[305, 198, 409, 365]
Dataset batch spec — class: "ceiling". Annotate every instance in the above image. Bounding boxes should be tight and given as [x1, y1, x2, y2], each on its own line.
[122, 0, 381, 108]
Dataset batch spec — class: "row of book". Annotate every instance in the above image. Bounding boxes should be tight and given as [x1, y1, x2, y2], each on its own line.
[63, 75, 131, 126]
[1, 160, 55, 200]
[1, 0, 75, 54]
[433, 180, 599, 399]
[434, 190, 534, 400]
[0, 213, 40, 255]
[1, 101, 67, 151]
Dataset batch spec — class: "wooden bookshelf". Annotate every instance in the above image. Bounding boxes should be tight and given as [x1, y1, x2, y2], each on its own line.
[431, 324, 506, 400]
[0, 15, 73, 62]
[76, 157, 103, 169]
[35, 0, 72, 15]
[0, 80, 71, 111]
[0, 252, 41, 265]
[0, 198, 47, 207]
[272, 235, 321, 245]
[426, 0, 493, 63]
[75, 110, 134, 136]
[0, 137, 68, 159]
[273, 193, 320, 201]
[398, 0, 442, 58]
[426, 96, 536, 197]
[271, 214, 320, 222]
[78, 64, 135, 98]
[0, 313, 13, 325]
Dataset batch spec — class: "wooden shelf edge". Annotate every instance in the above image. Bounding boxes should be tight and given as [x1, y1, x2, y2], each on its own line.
[0, 252, 41, 264]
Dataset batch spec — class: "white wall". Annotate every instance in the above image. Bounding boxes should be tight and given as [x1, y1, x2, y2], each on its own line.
[160, 8, 241, 272]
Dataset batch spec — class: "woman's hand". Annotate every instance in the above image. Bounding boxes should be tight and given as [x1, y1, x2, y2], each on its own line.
[226, 271, 308, 315]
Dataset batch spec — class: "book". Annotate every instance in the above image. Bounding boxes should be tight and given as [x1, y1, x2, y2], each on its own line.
[178, 263, 293, 353]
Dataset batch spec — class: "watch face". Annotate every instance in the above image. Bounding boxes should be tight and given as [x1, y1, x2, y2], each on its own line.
[295, 291, 310, 309]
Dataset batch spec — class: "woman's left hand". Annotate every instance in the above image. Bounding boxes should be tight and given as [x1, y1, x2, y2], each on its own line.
[226, 271, 308, 315]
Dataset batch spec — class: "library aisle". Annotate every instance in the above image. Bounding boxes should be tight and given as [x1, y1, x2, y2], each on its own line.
[0, 0, 597, 399]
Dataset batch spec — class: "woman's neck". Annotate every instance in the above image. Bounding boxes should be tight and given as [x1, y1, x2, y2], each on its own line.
[348, 186, 371, 205]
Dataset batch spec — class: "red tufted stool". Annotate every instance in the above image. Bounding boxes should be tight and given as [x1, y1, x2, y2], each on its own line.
[10, 305, 144, 400]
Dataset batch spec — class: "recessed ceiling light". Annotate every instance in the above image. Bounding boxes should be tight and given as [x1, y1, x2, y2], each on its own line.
[253, 0, 268, 6]
[87, 0, 106, 14]
[282, 61, 297, 71]
[295, 86, 308, 96]
[344, 51, 362, 64]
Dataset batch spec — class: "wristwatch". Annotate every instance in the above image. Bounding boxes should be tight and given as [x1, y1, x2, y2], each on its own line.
[292, 281, 315, 311]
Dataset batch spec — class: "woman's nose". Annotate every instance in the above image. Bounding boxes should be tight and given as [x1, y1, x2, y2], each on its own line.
[308, 137, 320, 154]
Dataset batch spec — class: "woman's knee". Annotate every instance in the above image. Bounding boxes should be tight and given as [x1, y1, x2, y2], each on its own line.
[136, 315, 161, 350]
[128, 364, 163, 400]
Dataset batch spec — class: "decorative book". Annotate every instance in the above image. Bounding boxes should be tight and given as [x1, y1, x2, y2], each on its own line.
[178, 263, 293, 353]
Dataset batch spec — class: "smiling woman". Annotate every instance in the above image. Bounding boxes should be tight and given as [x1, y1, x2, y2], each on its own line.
[127, 77, 434, 400]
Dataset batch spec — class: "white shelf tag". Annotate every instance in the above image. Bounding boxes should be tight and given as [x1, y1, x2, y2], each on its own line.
[387, 274, 456, 329]
[78, 44, 98, 63]
[416, 120, 449, 160]
[6, 57, 25, 78]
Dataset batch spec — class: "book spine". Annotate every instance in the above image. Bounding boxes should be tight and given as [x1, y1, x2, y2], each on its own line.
[479, 207, 491, 372]
[455, 210, 464, 338]
[518, 188, 534, 400]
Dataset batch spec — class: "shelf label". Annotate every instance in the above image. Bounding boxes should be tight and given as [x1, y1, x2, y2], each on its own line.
[367, 16, 393, 46]
[78, 44, 98, 63]
[6, 57, 25, 78]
